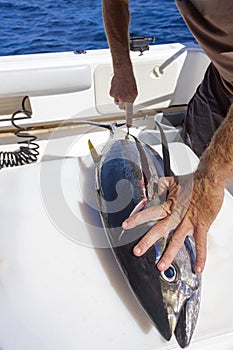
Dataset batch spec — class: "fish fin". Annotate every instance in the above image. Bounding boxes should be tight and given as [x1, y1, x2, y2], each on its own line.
[128, 198, 147, 217]
[93, 188, 101, 207]
[88, 139, 100, 163]
[154, 121, 171, 178]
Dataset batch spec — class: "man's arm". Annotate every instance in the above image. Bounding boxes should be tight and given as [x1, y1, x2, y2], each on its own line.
[195, 103, 233, 189]
[102, 0, 131, 71]
[123, 104, 233, 274]
[102, 0, 138, 123]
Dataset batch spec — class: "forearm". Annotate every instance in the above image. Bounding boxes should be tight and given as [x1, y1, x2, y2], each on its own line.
[195, 104, 233, 188]
[102, 0, 132, 73]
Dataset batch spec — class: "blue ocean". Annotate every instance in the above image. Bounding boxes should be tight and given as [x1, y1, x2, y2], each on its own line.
[0, 0, 194, 56]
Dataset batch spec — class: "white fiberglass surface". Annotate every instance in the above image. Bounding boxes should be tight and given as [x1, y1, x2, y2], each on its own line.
[0, 135, 232, 350]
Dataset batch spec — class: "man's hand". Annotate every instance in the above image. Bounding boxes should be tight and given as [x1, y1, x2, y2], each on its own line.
[110, 64, 138, 127]
[122, 173, 225, 274]
[110, 64, 138, 105]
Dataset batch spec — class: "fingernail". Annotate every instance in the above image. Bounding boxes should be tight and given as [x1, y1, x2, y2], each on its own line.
[195, 266, 202, 274]
[122, 221, 128, 229]
[133, 246, 141, 256]
[158, 261, 166, 271]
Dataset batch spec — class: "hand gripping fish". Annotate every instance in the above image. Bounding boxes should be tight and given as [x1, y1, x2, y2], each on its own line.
[87, 122, 201, 348]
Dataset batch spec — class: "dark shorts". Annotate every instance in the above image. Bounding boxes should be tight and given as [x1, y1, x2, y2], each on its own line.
[182, 63, 233, 157]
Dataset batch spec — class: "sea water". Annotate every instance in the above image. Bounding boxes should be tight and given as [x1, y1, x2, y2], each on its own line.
[0, 0, 194, 56]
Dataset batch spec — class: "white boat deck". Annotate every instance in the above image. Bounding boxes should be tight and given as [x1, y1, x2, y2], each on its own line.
[0, 131, 232, 350]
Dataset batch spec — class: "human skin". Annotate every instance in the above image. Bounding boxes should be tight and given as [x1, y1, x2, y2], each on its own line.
[102, 0, 233, 274]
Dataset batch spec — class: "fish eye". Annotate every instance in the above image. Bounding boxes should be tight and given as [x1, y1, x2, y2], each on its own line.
[160, 265, 177, 282]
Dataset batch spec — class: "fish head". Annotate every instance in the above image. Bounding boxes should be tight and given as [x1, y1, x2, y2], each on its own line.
[155, 233, 201, 348]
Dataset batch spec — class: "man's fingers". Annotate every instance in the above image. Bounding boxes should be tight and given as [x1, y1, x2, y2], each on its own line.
[132, 211, 183, 257]
[156, 221, 207, 274]
[122, 184, 180, 230]
[158, 176, 177, 196]
[115, 100, 125, 109]
[194, 226, 208, 274]
[156, 220, 193, 271]
[118, 101, 125, 110]
[122, 205, 167, 229]
[133, 218, 169, 256]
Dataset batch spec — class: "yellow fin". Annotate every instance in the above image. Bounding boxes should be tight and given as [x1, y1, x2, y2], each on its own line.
[88, 139, 100, 163]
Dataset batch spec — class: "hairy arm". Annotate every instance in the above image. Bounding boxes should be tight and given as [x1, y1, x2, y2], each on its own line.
[102, 0, 131, 70]
[102, 0, 138, 124]
[195, 103, 233, 188]
[123, 104, 233, 274]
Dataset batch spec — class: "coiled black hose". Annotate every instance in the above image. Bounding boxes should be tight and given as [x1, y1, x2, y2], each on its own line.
[0, 97, 39, 169]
